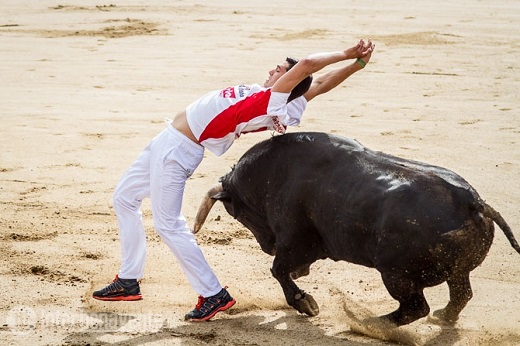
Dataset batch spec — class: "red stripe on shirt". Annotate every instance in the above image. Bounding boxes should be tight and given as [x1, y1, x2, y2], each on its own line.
[198, 89, 272, 142]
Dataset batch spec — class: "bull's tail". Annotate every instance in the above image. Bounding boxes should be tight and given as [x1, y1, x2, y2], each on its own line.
[482, 203, 520, 254]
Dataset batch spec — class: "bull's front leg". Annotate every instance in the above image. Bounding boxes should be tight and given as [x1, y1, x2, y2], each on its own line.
[270, 257, 319, 316]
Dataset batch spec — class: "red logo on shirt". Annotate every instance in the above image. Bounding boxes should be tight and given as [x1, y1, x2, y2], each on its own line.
[220, 87, 236, 98]
[272, 117, 286, 134]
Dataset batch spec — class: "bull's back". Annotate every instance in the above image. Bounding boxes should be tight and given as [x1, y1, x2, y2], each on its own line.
[227, 133, 489, 272]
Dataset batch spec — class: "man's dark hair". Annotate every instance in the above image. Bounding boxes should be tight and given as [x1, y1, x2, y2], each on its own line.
[285, 57, 313, 103]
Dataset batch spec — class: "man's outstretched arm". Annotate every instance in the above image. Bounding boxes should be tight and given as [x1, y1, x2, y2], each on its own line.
[272, 39, 374, 96]
[303, 39, 375, 102]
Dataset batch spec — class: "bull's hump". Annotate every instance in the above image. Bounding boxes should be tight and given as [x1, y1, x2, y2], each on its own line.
[281, 132, 472, 191]
[292, 133, 317, 142]
[291, 132, 364, 152]
[335, 139, 365, 152]
[328, 133, 365, 151]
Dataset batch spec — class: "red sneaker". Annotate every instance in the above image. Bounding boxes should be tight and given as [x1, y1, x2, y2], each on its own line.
[185, 287, 236, 321]
[92, 275, 142, 301]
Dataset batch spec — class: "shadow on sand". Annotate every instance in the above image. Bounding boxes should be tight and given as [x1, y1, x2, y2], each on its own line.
[61, 310, 395, 346]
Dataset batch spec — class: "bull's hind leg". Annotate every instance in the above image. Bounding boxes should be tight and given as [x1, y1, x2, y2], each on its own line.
[380, 273, 430, 325]
[432, 273, 472, 325]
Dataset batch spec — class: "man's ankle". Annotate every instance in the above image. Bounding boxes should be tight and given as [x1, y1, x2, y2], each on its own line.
[119, 278, 138, 285]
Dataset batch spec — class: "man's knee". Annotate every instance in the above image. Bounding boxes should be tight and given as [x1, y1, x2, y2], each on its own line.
[113, 191, 141, 214]
[155, 224, 193, 239]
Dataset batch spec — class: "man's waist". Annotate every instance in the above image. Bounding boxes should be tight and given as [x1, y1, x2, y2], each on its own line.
[171, 110, 200, 145]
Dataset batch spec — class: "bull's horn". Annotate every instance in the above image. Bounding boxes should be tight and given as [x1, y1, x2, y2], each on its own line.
[193, 184, 223, 234]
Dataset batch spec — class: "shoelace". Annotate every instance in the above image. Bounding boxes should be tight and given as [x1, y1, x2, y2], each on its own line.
[195, 287, 230, 313]
[105, 278, 125, 293]
[195, 295, 206, 310]
[199, 298, 219, 314]
[199, 292, 228, 314]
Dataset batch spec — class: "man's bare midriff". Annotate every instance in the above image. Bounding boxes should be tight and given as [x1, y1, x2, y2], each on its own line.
[172, 110, 200, 145]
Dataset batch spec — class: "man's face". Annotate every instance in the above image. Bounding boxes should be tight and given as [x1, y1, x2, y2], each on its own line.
[263, 61, 291, 88]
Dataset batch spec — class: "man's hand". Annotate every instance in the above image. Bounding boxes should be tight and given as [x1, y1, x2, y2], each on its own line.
[344, 39, 375, 63]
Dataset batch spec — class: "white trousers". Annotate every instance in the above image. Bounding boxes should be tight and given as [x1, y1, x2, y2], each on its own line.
[113, 122, 222, 297]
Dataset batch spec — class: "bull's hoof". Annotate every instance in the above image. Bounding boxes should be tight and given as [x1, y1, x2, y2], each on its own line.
[380, 309, 427, 326]
[430, 309, 458, 326]
[293, 292, 319, 316]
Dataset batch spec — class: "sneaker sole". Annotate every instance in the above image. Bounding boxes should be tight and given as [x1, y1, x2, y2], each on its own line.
[191, 299, 236, 322]
[93, 294, 143, 301]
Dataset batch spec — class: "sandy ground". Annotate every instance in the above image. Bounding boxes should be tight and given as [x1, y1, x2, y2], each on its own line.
[1, 1, 519, 345]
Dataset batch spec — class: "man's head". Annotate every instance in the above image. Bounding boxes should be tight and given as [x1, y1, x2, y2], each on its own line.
[264, 57, 313, 102]
[286, 57, 313, 102]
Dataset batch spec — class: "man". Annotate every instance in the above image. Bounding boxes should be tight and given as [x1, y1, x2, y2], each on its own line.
[92, 39, 375, 322]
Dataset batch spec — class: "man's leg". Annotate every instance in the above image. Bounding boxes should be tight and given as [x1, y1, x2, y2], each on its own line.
[113, 146, 151, 280]
[93, 140, 153, 301]
[149, 137, 221, 297]
[149, 127, 235, 320]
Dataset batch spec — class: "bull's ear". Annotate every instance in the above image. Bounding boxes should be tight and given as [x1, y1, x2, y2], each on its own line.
[212, 191, 230, 201]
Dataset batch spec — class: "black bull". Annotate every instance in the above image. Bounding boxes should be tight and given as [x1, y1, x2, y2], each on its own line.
[194, 132, 520, 326]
